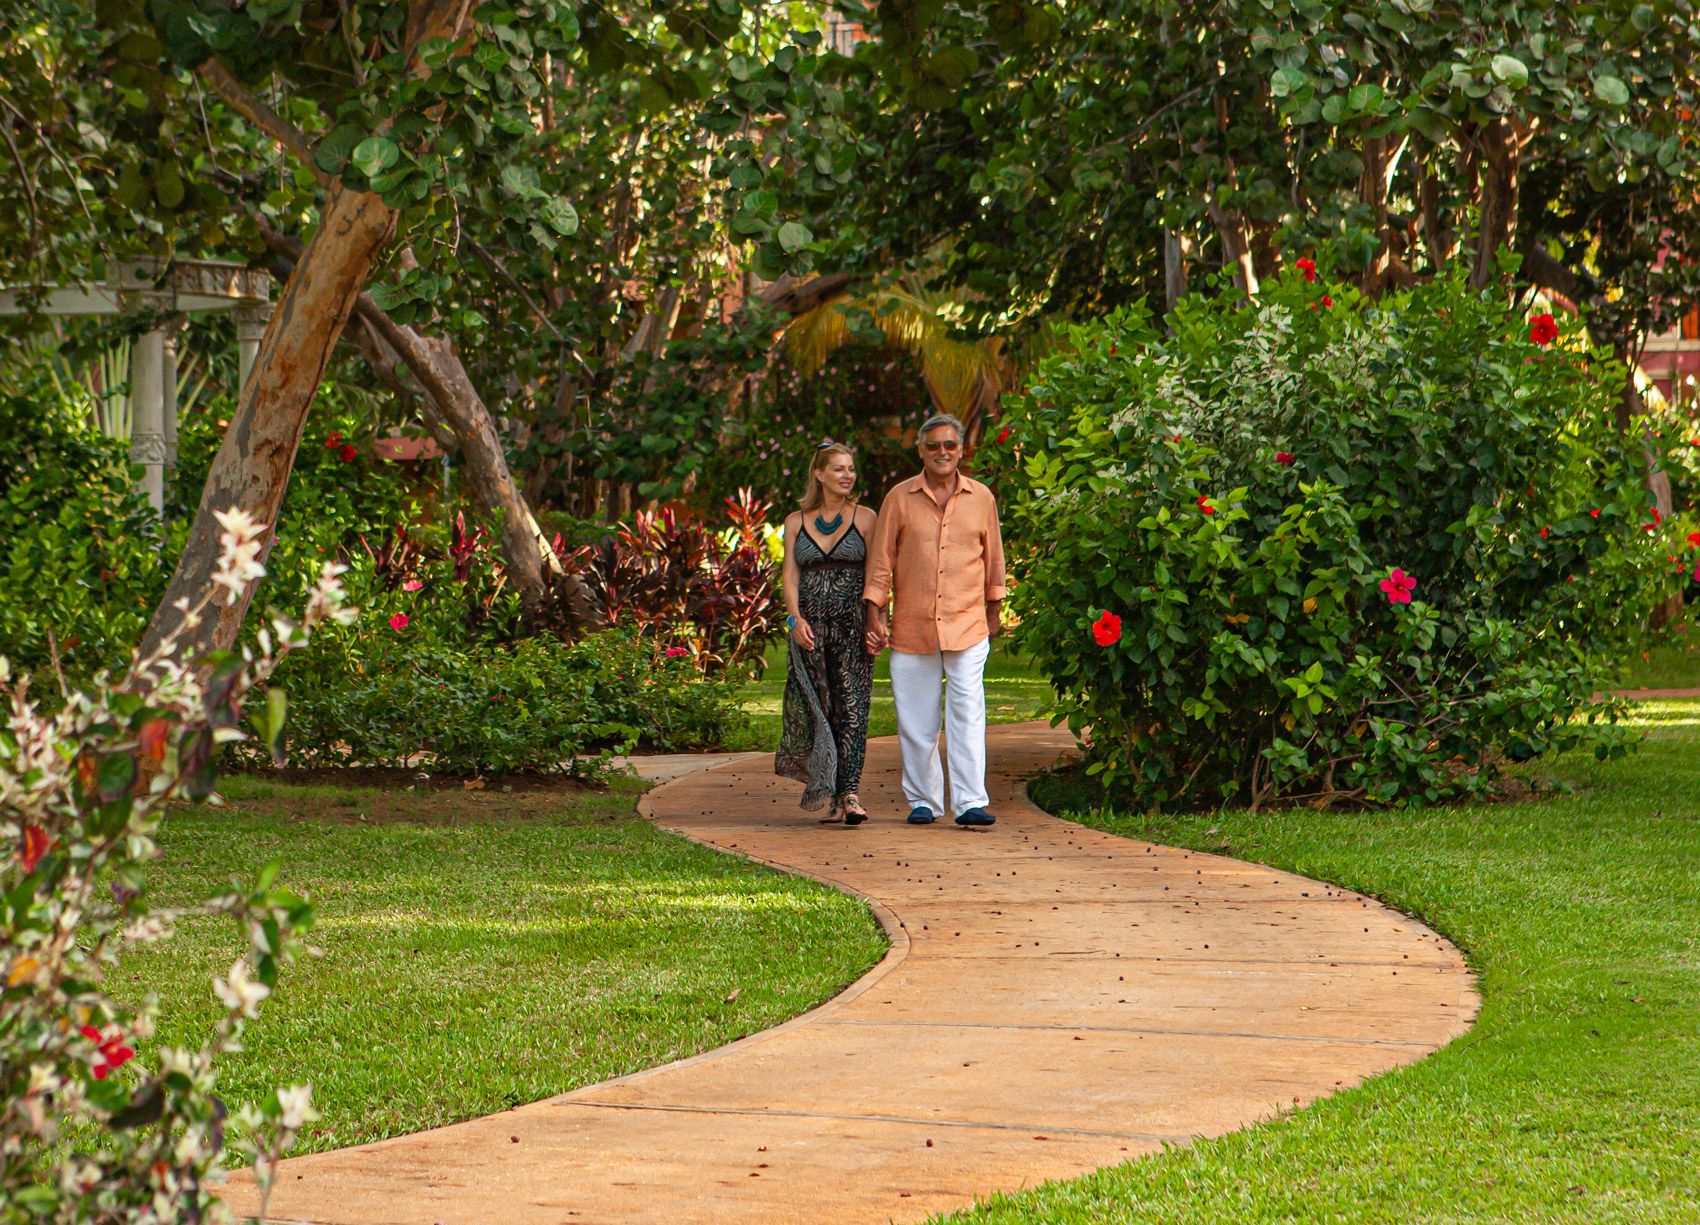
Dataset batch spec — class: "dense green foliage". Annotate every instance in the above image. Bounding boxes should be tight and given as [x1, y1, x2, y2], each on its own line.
[267, 627, 747, 775]
[997, 266, 1675, 808]
[120, 775, 886, 1156]
[0, 377, 163, 677]
[810, 0, 1699, 353]
[960, 701, 1700, 1223]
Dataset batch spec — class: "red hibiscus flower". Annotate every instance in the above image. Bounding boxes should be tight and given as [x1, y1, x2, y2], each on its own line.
[388, 613, 410, 631]
[325, 431, 343, 448]
[79, 1025, 136, 1081]
[1091, 610, 1123, 647]
[997, 427, 1011, 444]
[1590, 508, 1601, 519]
[1275, 451, 1296, 466]
[339, 443, 358, 463]
[1529, 313, 1560, 346]
[1539, 526, 1549, 539]
[1196, 495, 1216, 515]
[1378, 567, 1417, 605]
[665, 646, 688, 658]
[1295, 257, 1317, 283]
[1688, 532, 1700, 547]
[20, 825, 52, 874]
[1321, 294, 1334, 309]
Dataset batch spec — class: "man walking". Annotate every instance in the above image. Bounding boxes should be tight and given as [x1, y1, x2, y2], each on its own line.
[863, 413, 1007, 827]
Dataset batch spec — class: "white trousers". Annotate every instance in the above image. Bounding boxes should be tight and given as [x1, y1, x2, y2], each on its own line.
[887, 637, 991, 818]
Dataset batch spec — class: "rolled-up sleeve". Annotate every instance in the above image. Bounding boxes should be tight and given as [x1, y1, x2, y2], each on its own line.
[985, 500, 1007, 602]
[862, 489, 900, 609]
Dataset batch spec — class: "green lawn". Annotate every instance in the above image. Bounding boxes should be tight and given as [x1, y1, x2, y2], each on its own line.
[1614, 639, 1700, 689]
[938, 700, 1700, 1224]
[725, 635, 1052, 751]
[121, 775, 885, 1157]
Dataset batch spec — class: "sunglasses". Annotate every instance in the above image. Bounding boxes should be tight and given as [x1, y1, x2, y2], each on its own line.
[922, 439, 961, 452]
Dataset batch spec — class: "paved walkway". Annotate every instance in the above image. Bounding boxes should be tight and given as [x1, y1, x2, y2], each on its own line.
[224, 723, 1478, 1224]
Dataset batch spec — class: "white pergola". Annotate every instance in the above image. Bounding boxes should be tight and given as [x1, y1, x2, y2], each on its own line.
[0, 258, 273, 514]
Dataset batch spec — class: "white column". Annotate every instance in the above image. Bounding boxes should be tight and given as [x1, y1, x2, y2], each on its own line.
[235, 302, 268, 394]
[161, 319, 181, 472]
[129, 327, 167, 514]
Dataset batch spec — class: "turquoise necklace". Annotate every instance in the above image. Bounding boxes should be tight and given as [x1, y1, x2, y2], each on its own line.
[814, 510, 844, 535]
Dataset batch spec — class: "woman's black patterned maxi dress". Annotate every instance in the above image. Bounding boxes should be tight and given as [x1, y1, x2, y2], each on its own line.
[775, 524, 873, 811]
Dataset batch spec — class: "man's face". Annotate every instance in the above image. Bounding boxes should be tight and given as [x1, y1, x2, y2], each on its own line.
[919, 425, 963, 480]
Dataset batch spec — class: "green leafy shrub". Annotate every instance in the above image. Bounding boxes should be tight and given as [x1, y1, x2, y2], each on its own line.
[0, 377, 166, 678]
[168, 391, 426, 608]
[262, 625, 747, 775]
[1, 511, 345, 1221]
[1002, 264, 1675, 808]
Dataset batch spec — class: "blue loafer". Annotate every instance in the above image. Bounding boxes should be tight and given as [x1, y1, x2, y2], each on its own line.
[906, 806, 936, 825]
[954, 807, 997, 827]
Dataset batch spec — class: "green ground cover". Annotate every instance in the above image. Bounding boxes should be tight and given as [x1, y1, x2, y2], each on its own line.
[120, 775, 885, 1157]
[727, 636, 1052, 752]
[939, 700, 1700, 1224]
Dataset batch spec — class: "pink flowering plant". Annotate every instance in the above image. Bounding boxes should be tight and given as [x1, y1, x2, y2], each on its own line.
[1001, 264, 1673, 808]
[1, 509, 349, 1221]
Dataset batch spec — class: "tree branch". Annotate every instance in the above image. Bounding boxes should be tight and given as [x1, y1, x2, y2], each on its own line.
[196, 56, 328, 185]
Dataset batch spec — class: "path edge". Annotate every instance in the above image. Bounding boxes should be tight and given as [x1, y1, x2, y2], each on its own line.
[534, 752, 914, 1102]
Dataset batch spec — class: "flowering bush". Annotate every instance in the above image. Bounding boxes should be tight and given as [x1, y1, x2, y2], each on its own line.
[1, 511, 348, 1220]
[1001, 265, 1675, 808]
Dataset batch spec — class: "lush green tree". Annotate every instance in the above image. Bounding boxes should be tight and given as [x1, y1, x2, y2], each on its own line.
[795, 0, 1699, 355]
[0, 0, 860, 660]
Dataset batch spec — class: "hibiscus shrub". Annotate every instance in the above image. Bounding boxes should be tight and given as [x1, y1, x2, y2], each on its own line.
[1000, 263, 1676, 809]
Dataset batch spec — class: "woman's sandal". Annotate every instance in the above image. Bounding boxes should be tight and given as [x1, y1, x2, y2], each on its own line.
[819, 800, 845, 825]
[841, 795, 868, 826]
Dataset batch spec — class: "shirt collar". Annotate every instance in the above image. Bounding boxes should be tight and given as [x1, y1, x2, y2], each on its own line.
[909, 472, 971, 497]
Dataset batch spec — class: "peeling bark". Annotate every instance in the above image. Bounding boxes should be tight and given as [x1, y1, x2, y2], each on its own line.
[138, 185, 397, 663]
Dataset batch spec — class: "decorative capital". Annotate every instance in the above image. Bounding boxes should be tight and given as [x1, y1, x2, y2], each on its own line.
[129, 433, 168, 464]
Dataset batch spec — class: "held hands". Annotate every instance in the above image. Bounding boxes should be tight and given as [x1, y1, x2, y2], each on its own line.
[864, 611, 890, 656]
[791, 615, 816, 652]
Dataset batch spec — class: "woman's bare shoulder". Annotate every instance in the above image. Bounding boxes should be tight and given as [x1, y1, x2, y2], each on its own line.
[856, 503, 877, 527]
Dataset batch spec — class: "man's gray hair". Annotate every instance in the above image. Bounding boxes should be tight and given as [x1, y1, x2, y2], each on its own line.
[918, 413, 966, 443]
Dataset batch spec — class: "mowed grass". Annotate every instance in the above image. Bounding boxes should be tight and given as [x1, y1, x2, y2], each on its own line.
[119, 775, 886, 1157]
[727, 636, 1051, 751]
[937, 701, 1700, 1224]
[1614, 637, 1700, 689]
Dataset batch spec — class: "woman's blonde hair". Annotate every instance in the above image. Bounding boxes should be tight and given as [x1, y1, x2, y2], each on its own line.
[799, 441, 859, 515]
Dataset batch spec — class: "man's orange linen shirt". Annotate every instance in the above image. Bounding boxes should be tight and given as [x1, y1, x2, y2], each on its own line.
[863, 473, 1008, 654]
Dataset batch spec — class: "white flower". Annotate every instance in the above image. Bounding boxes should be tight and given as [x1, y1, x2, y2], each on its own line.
[277, 1084, 315, 1130]
[211, 507, 268, 606]
[213, 958, 270, 1018]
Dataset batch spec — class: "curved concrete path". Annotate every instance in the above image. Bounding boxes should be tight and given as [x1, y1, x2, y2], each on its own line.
[226, 723, 1477, 1224]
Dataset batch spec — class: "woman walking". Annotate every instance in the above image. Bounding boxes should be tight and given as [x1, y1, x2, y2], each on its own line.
[775, 441, 877, 825]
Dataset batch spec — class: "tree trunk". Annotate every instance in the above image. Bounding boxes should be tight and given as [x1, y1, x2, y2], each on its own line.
[1471, 117, 1520, 291]
[1163, 228, 1191, 315]
[1205, 198, 1259, 294]
[352, 296, 588, 629]
[137, 185, 397, 664]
